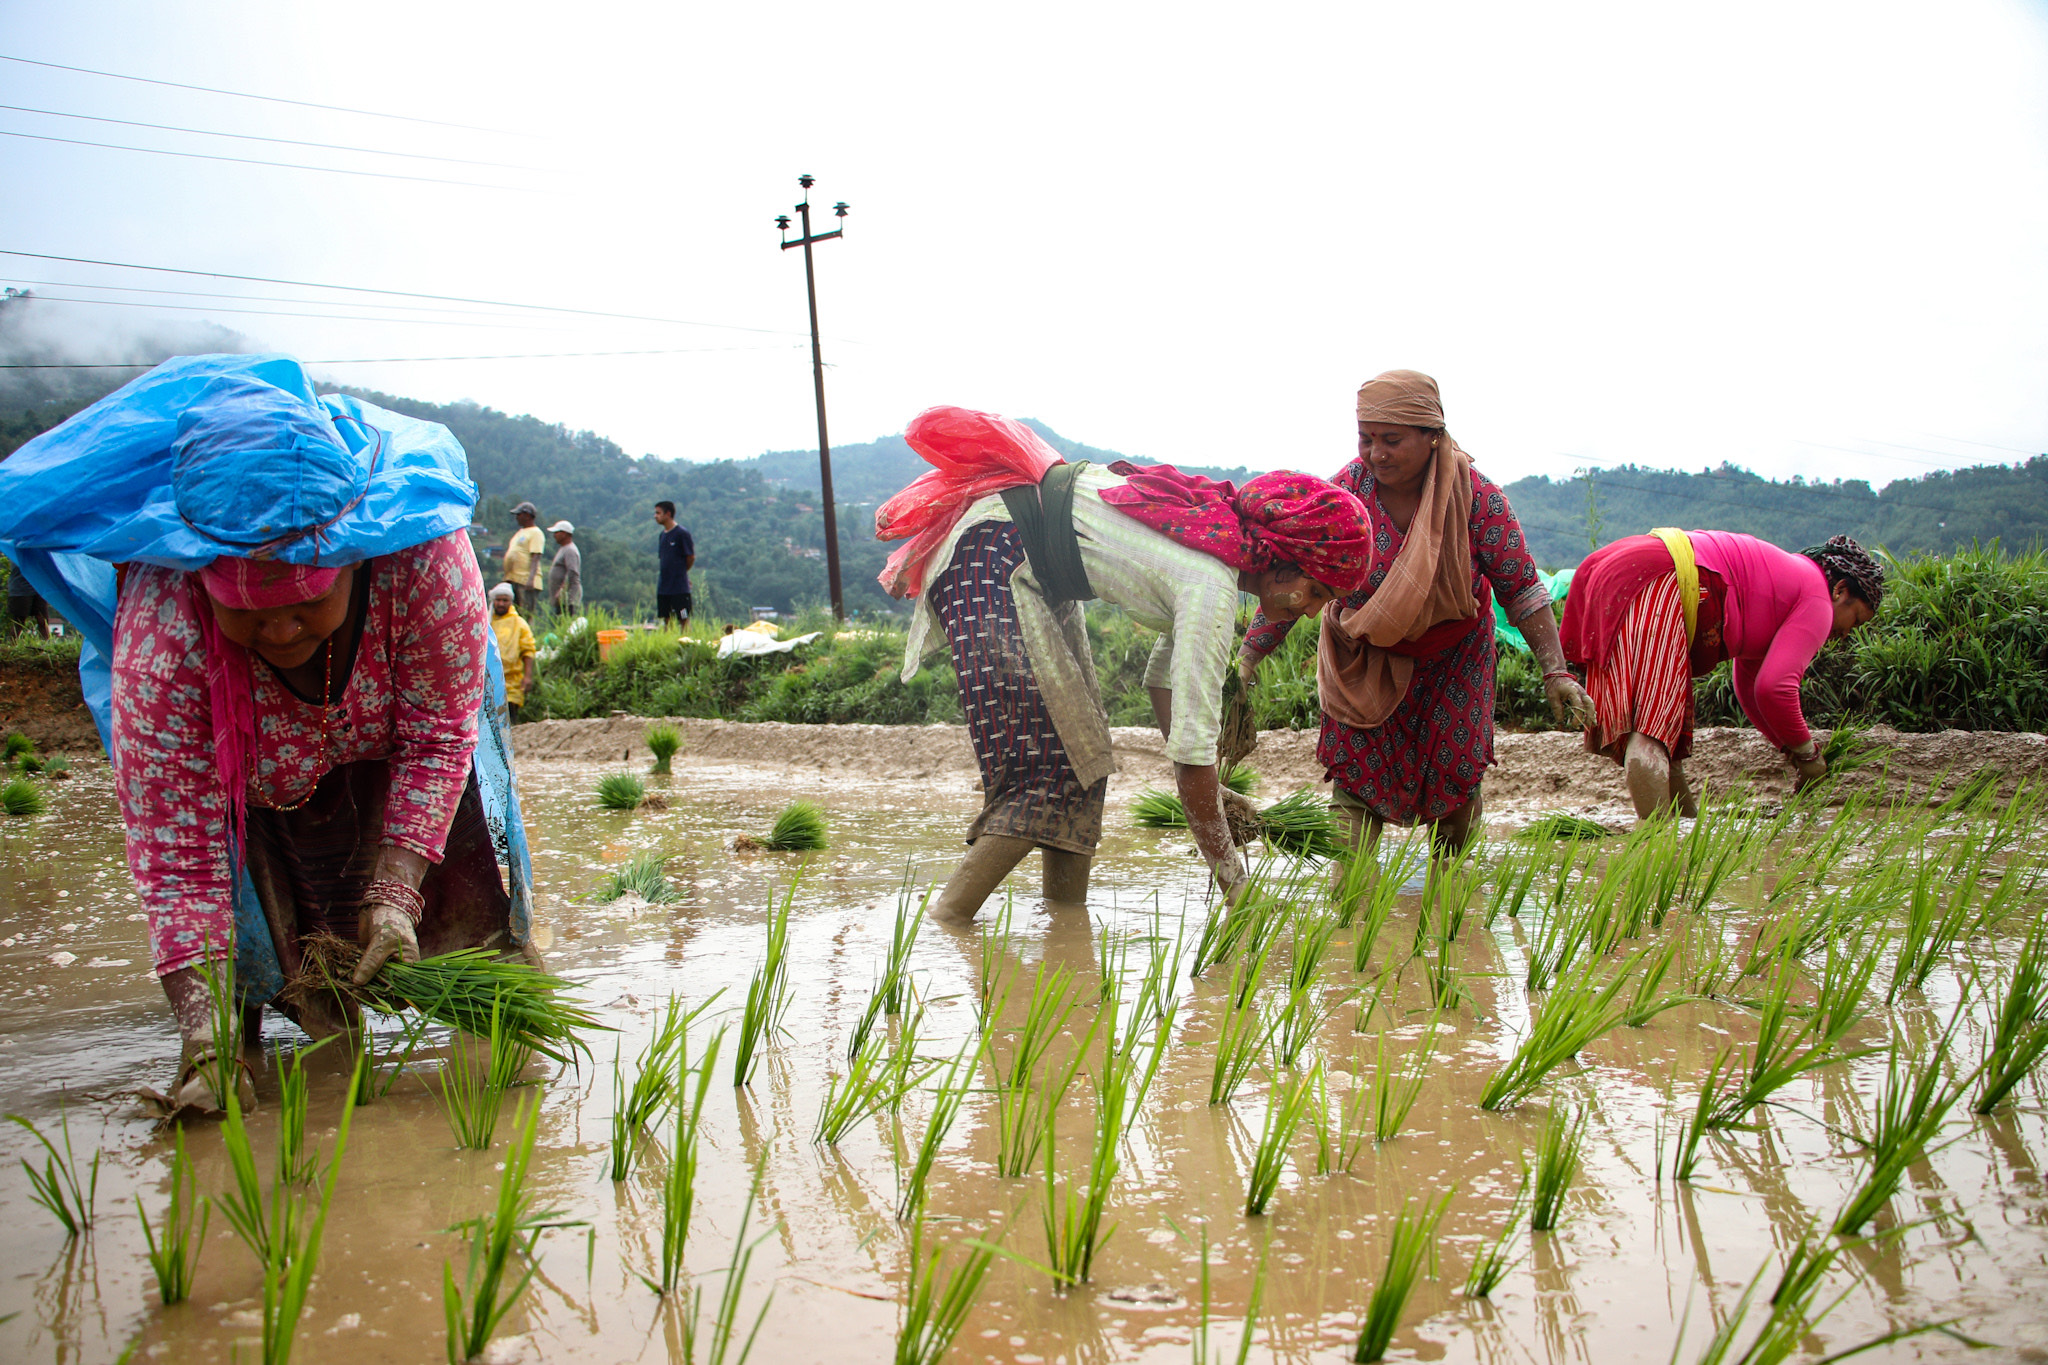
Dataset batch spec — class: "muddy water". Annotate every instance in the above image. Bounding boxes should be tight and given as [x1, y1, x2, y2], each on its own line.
[2, 758, 2046, 1364]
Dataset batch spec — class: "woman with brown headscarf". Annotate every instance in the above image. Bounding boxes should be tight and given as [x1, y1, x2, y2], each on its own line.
[1241, 371, 1592, 870]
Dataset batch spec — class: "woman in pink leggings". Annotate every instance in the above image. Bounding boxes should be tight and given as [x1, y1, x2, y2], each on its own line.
[1560, 532, 1885, 818]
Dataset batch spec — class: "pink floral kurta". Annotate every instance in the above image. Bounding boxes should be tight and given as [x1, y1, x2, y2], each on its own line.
[110, 531, 488, 976]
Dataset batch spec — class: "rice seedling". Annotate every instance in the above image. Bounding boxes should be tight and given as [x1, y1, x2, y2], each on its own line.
[1002, 963, 1081, 1090]
[276, 1039, 330, 1186]
[1682, 912, 1740, 1001]
[994, 1007, 1102, 1178]
[1818, 724, 1891, 777]
[1352, 1190, 1453, 1363]
[1670, 1049, 1734, 1182]
[815, 1028, 897, 1145]
[609, 993, 720, 1180]
[899, 1042, 979, 1223]
[1131, 787, 1191, 828]
[259, 1059, 359, 1365]
[896, 1213, 1000, 1365]
[1886, 849, 1981, 1002]
[1209, 994, 1277, 1107]
[1042, 1067, 1125, 1287]
[429, 990, 534, 1150]
[1710, 946, 1869, 1129]
[6, 1103, 98, 1237]
[1258, 788, 1345, 860]
[1272, 976, 1332, 1069]
[138, 1123, 209, 1304]
[1369, 1017, 1441, 1142]
[1975, 913, 2048, 1113]
[1623, 935, 1688, 1027]
[1522, 812, 1607, 841]
[358, 1001, 438, 1102]
[975, 897, 1015, 1033]
[597, 771, 648, 811]
[293, 933, 600, 1068]
[737, 800, 829, 852]
[1310, 1053, 1374, 1175]
[1484, 838, 1543, 926]
[597, 852, 681, 905]
[1463, 1173, 1529, 1298]
[1525, 896, 1599, 993]
[0, 776, 44, 816]
[1245, 1062, 1318, 1215]
[1287, 905, 1341, 993]
[443, 1094, 562, 1365]
[1425, 841, 1484, 943]
[1479, 958, 1634, 1111]
[1420, 936, 1464, 1013]
[2, 731, 29, 761]
[1350, 835, 1423, 974]
[732, 884, 795, 1087]
[1678, 808, 1761, 913]
[644, 1027, 722, 1295]
[645, 722, 682, 774]
[678, 1158, 776, 1365]
[1529, 1104, 1588, 1232]
[880, 885, 929, 1017]
[1833, 1023, 1977, 1236]
[1811, 931, 1884, 1051]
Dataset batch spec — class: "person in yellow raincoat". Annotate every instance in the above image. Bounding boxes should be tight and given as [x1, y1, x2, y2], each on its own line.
[490, 582, 538, 722]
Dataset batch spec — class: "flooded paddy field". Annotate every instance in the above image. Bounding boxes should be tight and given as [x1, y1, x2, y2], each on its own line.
[1, 744, 2046, 1364]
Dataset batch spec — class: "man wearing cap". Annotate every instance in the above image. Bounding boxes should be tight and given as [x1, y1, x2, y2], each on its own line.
[501, 501, 546, 614]
[491, 583, 540, 722]
[546, 520, 582, 616]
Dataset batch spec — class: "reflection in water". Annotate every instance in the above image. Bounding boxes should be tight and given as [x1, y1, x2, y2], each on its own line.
[0, 759, 2043, 1363]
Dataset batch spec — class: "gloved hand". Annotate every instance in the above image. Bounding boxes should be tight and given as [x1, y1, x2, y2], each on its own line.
[1544, 672, 1595, 728]
[352, 888, 422, 985]
[1788, 741, 1829, 791]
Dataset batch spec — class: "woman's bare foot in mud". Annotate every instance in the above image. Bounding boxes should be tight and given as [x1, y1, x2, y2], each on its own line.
[140, 963, 258, 1121]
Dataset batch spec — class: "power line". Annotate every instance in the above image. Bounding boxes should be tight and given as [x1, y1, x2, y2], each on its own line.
[0, 52, 527, 135]
[2, 278, 557, 321]
[0, 249, 811, 337]
[0, 102, 536, 170]
[0, 128, 533, 191]
[0, 344, 807, 368]
[10, 293, 581, 331]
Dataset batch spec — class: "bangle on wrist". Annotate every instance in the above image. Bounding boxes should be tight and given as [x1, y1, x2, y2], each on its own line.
[365, 876, 427, 925]
[1542, 668, 1576, 683]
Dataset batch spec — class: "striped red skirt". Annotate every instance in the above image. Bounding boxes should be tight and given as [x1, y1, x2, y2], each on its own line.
[1584, 573, 1696, 763]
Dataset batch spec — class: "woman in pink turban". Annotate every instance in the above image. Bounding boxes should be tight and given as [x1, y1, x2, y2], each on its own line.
[1241, 371, 1593, 881]
[879, 406, 1371, 921]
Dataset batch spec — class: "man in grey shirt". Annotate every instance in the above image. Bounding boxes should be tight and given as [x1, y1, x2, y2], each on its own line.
[546, 521, 583, 615]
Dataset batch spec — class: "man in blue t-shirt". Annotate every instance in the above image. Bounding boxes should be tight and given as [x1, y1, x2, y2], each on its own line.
[653, 500, 695, 625]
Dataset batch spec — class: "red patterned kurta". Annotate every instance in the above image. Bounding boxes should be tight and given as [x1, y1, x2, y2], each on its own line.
[1243, 460, 1547, 824]
[110, 531, 488, 976]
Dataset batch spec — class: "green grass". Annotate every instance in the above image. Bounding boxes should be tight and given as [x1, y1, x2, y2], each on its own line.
[1245, 1063, 1317, 1216]
[1529, 1104, 1588, 1232]
[1353, 1191, 1453, 1363]
[596, 852, 680, 905]
[138, 1123, 208, 1305]
[645, 722, 682, 774]
[6, 1104, 97, 1238]
[596, 771, 647, 811]
[1, 732, 30, 760]
[733, 883, 796, 1087]
[1463, 1174, 1529, 1298]
[1, 777, 46, 816]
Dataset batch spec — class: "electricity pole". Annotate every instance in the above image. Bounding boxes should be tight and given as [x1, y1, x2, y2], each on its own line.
[777, 175, 850, 619]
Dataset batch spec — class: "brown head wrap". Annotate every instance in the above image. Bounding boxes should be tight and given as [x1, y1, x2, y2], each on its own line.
[1318, 369, 1482, 730]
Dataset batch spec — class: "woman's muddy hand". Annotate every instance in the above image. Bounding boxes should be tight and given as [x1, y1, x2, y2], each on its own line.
[352, 898, 421, 985]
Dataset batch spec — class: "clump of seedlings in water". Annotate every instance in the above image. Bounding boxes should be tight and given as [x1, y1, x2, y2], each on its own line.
[1485, 838, 1543, 926]
[0, 776, 45, 816]
[596, 771, 652, 811]
[736, 800, 828, 852]
[733, 881, 796, 1086]
[609, 993, 719, 1180]
[139, 1123, 209, 1304]
[276, 1039, 330, 1185]
[1424, 841, 1483, 944]
[995, 965, 1100, 1177]
[1480, 958, 1634, 1111]
[433, 993, 530, 1150]
[1312, 1052, 1374, 1175]
[679, 1158, 776, 1365]
[1464, 1173, 1530, 1298]
[1522, 812, 1607, 842]
[6, 1102, 98, 1237]
[815, 1028, 898, 1145]
[1670, 1048, 1735, 1182]
[1353, 1190, 1453, 1363]
[1245, 1062, 1318, 1216]
[444, 1094, 577, 1365]
[1370, 1017, 1440, 1143]
[596, 852, 680, 905]
[1043, 1066, 1125, 1288]
[1623, 936, 1688, 1027]
[1, 732, 29, 762]
[897, 1212, 1001, 1365]
[900, 1042, 979, 1223]
[1350, 836, 1423, 975]
[1833, 1023, 1976, 1236]
[1529, 1103, 1588, 1232]
[644, 722, 682, 774]
[1976, 913, 2048, 1113]
[1209, 984, 1277, 1107]
[643, 1026, 722, 1295]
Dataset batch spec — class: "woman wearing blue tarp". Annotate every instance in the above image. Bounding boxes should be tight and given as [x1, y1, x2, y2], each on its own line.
[0, 354, 536, 1117]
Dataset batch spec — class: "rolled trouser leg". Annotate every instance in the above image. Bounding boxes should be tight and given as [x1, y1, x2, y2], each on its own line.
[1042, 848, 1092, 907]
[1329, 798, 1385, 912]
[933, 834, 1035, 925]
[1430, 781, 1485, 858]
[1624, 732, 1673, 820]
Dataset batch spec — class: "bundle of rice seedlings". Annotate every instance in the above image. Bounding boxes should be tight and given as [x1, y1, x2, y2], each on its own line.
[644, 723, 682, 775]
[1520, 812, 1608, 841]
[17, 754, 44, 774]
[1818, 725, 1890, 777]
[1, 777, 45, 816]
[736, 800, 828, 852]
[596, 772, 649, 811]
[1258, 789, 1344, 860]
[2, 732, 31, 762]
[290, 933, 600, 1068]
[596, 853, 679, 905]
[1131, 788, 1189, 829]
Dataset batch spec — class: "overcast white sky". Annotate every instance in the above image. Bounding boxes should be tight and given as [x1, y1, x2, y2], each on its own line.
[3, 1, 2045, 489]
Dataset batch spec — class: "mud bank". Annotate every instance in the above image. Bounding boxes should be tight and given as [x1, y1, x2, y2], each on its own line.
[514, 715, 2048, 816]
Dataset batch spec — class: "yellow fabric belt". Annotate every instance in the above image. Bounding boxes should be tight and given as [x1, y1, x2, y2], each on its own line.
[1650, 527, 1698, 644]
